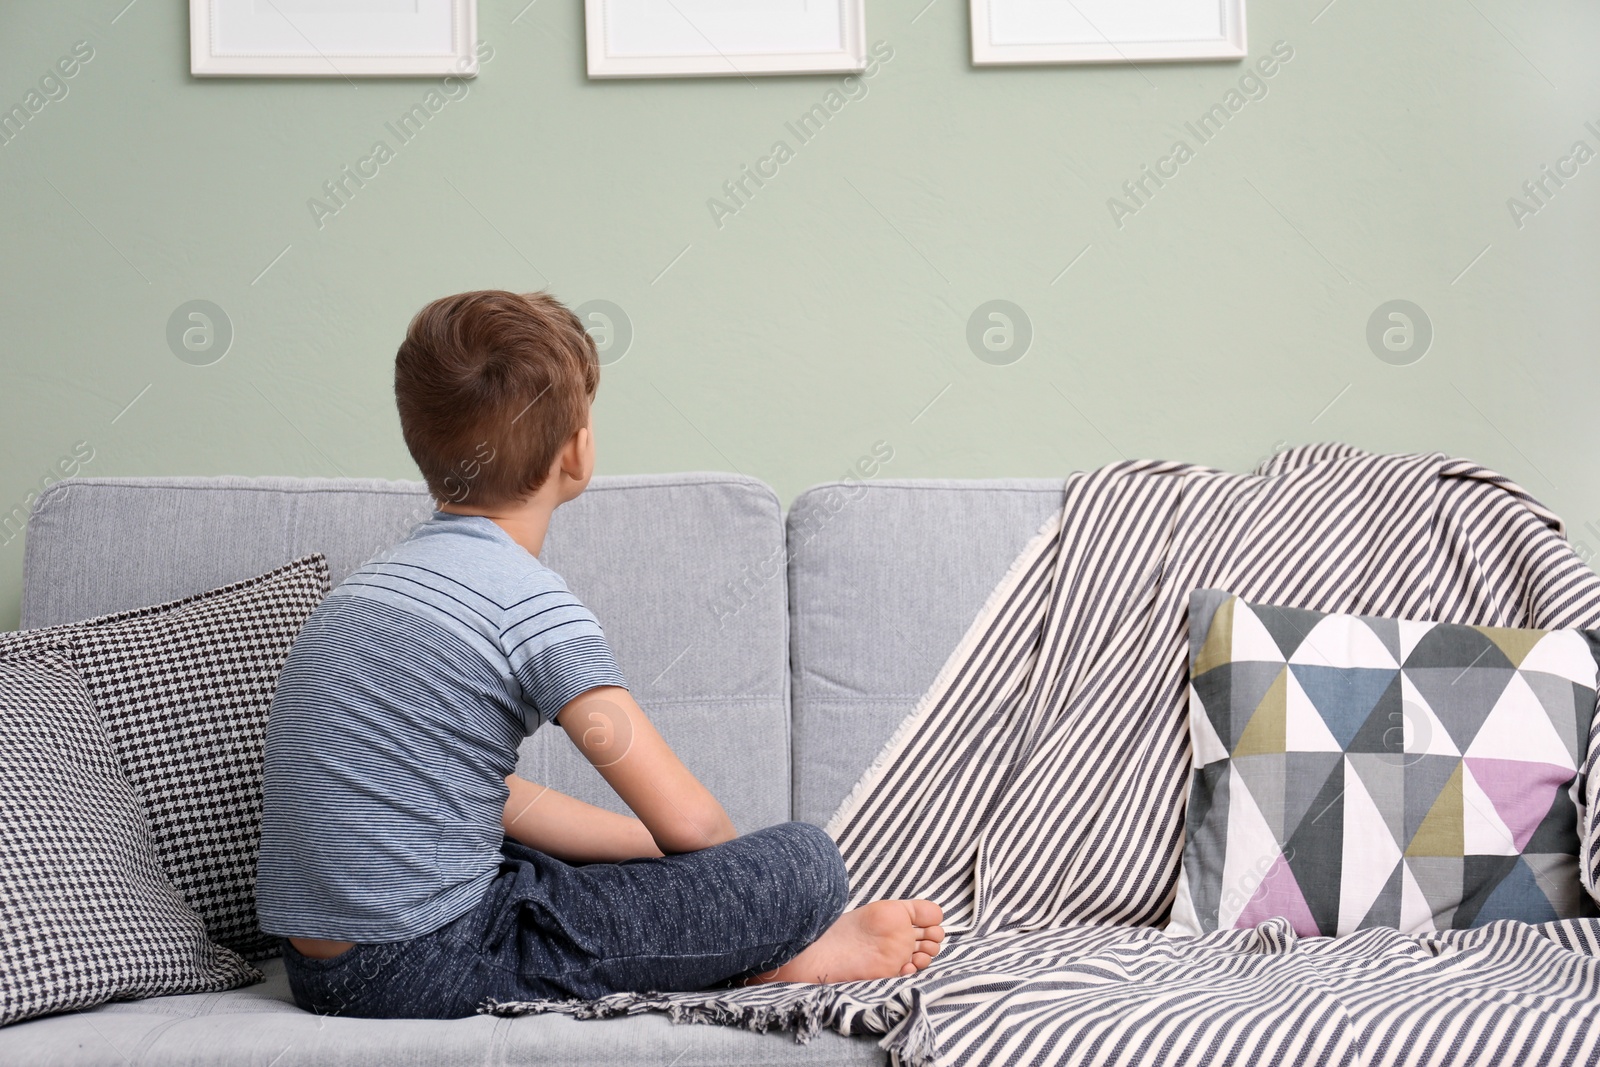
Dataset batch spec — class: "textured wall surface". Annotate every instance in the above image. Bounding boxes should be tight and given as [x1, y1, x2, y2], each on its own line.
[2, 0, 1596, 629]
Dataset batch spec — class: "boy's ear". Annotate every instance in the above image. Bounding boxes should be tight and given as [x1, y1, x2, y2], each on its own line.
[562, 423, 594, 484]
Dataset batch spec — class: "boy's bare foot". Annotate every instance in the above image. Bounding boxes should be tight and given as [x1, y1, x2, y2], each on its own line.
[748, 899, 945, 985]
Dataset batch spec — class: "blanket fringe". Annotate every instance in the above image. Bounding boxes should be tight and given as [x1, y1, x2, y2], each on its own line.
[482, 985, 846, 1046]
[876, 985, 938, 1067]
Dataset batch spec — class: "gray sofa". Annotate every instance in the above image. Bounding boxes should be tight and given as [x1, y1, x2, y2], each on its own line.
[0, 472, 1064, 1066]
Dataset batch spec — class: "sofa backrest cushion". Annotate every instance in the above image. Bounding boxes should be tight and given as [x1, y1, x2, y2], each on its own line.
[20, 474, 791, 833]
[786, 478, 1064, 827]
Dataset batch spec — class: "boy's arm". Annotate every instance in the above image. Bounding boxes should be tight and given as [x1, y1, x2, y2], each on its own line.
[556, 685, 738, 854]
[501, 774, 664, 862]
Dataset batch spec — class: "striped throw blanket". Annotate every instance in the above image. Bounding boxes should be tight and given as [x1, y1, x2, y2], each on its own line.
[489, 445, 1600, 1066]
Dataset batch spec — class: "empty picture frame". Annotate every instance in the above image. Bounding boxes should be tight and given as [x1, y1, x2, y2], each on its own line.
[584, 0, 866, 79]
[971, 0, 1246, 65]
[190, 0, 477, 78]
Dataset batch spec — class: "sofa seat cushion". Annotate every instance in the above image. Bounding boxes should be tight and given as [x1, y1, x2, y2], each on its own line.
[0, 959, 886, 1066]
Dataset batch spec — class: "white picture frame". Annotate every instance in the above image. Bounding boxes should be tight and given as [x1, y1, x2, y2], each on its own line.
[971, 0, 1245, 66]
[190, 0, 477, 78]
[584, 0, 866, 79]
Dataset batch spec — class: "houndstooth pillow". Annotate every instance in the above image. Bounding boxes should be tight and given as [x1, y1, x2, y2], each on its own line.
[0, 646, 259, 1025]
[0, 555, 329, 959]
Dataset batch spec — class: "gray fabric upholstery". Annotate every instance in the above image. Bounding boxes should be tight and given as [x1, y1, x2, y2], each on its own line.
[0, 958, 884, 1066]
[19, 474, 791, 835]
[21, 476, 431, 625]
[786, 479, 1064, 827]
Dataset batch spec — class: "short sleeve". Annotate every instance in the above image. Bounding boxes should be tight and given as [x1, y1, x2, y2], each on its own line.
[502, 584, 627, 726]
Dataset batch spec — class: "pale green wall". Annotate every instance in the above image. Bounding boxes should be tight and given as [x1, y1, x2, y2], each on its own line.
[3, 0, 1598, 629]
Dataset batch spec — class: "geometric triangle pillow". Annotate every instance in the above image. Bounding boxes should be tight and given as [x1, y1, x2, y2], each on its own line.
[1167, 588, 1599, 938]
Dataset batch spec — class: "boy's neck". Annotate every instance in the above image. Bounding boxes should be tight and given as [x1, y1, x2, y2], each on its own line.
[434, 418, 594, 559]
[438, 494, 557, 558]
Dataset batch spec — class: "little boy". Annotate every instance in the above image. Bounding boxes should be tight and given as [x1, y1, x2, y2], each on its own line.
[256, 290, 942, 1018]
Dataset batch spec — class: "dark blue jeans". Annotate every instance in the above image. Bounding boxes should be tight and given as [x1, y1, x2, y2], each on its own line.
[281, 821, 849, 1018]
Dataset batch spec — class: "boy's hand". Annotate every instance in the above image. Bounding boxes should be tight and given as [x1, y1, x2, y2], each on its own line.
[556, 686, 738, 854]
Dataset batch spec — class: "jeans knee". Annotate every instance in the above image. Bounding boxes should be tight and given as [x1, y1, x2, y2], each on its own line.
[776, 821, 848, 938]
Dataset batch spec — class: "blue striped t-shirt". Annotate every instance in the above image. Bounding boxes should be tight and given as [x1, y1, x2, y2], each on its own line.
[255, 511, 627, 943]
